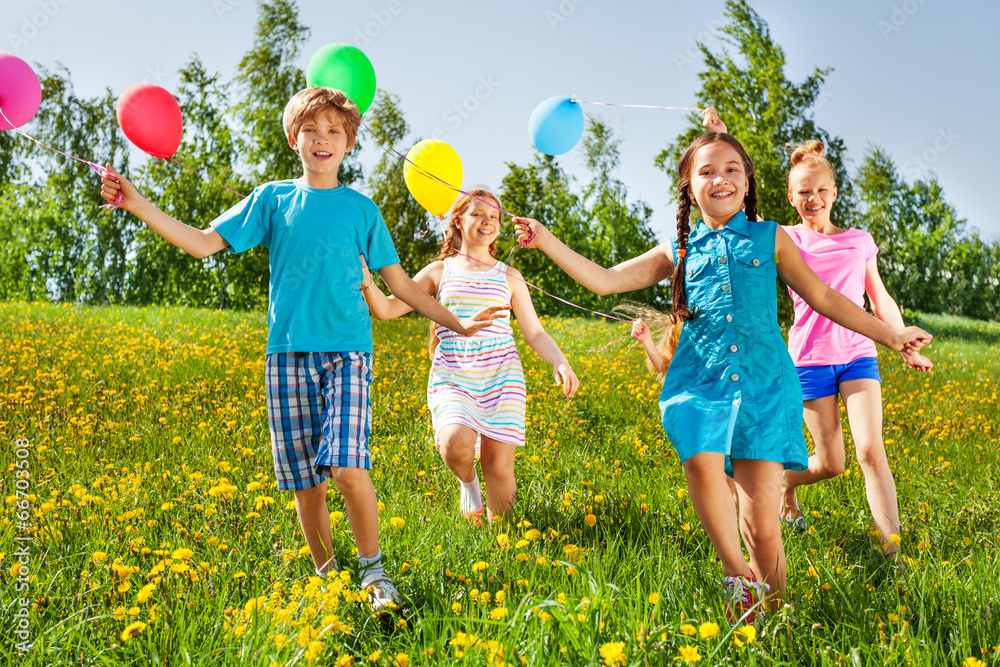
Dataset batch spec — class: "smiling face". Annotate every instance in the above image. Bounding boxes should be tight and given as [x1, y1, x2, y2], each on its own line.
[288, 109, 356, 188]
[788, 167, 838, 228]
[689, 142, 748, 227]
[456, 197, 501, 249]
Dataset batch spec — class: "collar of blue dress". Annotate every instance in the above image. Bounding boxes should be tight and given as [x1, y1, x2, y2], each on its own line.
[690, 209, 750, 242]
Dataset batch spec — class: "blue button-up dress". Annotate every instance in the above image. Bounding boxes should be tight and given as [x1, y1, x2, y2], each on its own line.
[661, 211, 808, 475]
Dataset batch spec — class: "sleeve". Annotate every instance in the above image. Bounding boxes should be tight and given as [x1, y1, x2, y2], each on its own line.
[210, 186, 270, 254]
[862, 230, 879, 263]
[363, 207, 401, 272]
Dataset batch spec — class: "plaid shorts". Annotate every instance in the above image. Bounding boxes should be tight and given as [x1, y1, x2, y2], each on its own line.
[266, 351, 374, 491]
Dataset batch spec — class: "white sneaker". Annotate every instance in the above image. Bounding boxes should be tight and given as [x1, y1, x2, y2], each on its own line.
[366, 576, 402, 614]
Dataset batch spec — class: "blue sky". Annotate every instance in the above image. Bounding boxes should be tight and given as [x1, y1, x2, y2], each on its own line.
[5, 0, 996, 243]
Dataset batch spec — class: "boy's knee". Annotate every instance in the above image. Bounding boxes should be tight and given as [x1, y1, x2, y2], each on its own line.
[854, 443, 886, 472]
[294, 481, 328, 506]
[330, 467, 369, 492]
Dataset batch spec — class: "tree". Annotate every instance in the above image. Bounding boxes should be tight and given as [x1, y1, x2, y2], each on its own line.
[131, 57, 253, 309]
[0, 67, 133, 304]
[581, 118, 668, 311]
[363, 90, 441, 277]
[656, 0, 854, 229]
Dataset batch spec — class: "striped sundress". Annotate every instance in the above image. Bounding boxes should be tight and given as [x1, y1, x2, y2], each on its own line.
[428, 256, 526, 452]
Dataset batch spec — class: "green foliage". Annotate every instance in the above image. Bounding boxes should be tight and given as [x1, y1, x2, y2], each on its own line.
[0, 67, 133, 304]
[855, 146, 1000, 319]
[656, 0, 854, 229]
[363, 90, 441, 277]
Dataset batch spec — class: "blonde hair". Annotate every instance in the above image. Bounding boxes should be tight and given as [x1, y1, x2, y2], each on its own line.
[615, 303, 682, 380]
[786, 140, 836, 190]
[427, 187, 504, 359]
[282, 87, 361, 144]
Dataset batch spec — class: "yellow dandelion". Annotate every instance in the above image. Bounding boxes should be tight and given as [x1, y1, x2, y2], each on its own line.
[121, 620, 147, 641]
[680, 624, 696, 636]
[92, 551, 108, 563]
[451, 602, 462, 614]
[394, 653, 410, 667]
[698, 622, 719, 639]
[648, 592, 660, 605]
[472, 561, 487, 573]
[734, 625, 756, 646]
[676, 645, 701, 663]
[599, 641, 626, 666]
[171, 548, 194, 561]
[389, 517, 405, 529]
[489, 607, 508, 620]
[585, 514, 597, 527]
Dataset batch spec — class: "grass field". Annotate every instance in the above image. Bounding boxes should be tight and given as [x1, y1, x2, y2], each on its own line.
[1, 301, 998, 666]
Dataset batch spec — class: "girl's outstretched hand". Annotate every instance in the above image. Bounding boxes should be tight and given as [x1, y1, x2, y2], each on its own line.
[512, 217, 549, 250]
[893, 326, 932, 353]
[631, 318, 653, 344]
[901, 349, 933, 372]
[100, 165, 142, 212]
[457, 304, 511, 336]
[358, 254, 374, 290]
[553, 362, 579, 398]
[702, 107, 728, 134]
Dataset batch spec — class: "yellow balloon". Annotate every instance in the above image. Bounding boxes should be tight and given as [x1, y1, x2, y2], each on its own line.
[403, 139, 463, 216]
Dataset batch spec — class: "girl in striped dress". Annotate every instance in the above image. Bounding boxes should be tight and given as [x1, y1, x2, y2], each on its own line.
[360, 187, 579, 523]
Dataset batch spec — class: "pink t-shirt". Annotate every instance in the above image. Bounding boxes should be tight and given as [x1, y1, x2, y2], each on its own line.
[786, 225, 879, 366]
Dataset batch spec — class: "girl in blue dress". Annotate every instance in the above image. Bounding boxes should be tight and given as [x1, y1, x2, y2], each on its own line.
[513, 129, 931, 620]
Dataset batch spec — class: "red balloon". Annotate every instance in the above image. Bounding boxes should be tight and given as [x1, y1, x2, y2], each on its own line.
[116, 83, 182, 159]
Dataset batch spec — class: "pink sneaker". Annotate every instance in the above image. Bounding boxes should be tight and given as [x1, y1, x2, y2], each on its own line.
[721, 572, 767, 624]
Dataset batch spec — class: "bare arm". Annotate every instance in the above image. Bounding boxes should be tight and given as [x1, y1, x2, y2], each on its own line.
[378, 263, 508, 336]
[512, 217, 674, 296]
[101, 165, 227, 259]
[361, 255, 439, 321]
[631, 318, 668, 374]
[508, 268, 579, 397]
[864, 257, 933, 371]
[776, 227, 931, 352]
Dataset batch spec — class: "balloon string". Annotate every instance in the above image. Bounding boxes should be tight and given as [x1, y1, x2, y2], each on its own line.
[570, 99, 705, 112]
[361, 121, 517, 220]
[0, 105, 122, 209]
[168, 158, 246, 198]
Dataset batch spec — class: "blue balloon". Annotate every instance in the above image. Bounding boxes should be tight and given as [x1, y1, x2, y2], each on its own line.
[528, 96, 584, 156]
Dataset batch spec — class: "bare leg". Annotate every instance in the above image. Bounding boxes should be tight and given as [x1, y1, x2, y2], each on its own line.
[294, 481, 336, 572]
[683, 452, 751, 579]
[479, 437, 517, 520]
[841, 379, 900, 555]
[330, 467, 380, 559]
[437, 424, 479, 484]
[781, 394, 846, 521]
[732, 458, 786, 605]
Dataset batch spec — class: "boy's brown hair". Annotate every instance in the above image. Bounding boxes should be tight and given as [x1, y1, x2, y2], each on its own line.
[282, 87, 361, 144]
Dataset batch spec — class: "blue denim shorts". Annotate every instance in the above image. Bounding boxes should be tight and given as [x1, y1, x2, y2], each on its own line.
[796, 356, 881, 400]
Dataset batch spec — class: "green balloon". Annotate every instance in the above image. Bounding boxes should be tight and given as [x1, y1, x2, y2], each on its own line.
[306, 43, 376, 114]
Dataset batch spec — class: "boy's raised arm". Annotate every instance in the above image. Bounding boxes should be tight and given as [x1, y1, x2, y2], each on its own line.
[101, 165, 228, 259]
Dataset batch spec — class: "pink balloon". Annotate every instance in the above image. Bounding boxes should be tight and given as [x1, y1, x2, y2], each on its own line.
[116, 83, 183, 159]
[0, 51, 42, 130]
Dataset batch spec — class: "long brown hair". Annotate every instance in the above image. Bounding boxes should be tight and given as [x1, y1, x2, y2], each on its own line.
[672, 133, 759, 322]
[427, 188, 503, 358]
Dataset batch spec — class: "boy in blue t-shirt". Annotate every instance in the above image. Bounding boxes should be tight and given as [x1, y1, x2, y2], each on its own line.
[100, 87, 506, 612]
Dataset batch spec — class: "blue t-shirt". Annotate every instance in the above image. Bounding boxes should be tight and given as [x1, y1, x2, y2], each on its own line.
[211, 179, 400, 354]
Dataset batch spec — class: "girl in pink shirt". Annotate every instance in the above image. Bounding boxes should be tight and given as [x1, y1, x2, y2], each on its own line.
[779, 141, 932, 556]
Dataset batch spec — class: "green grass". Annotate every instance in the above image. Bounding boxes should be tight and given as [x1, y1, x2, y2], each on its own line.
[1, 301, 998, 666]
